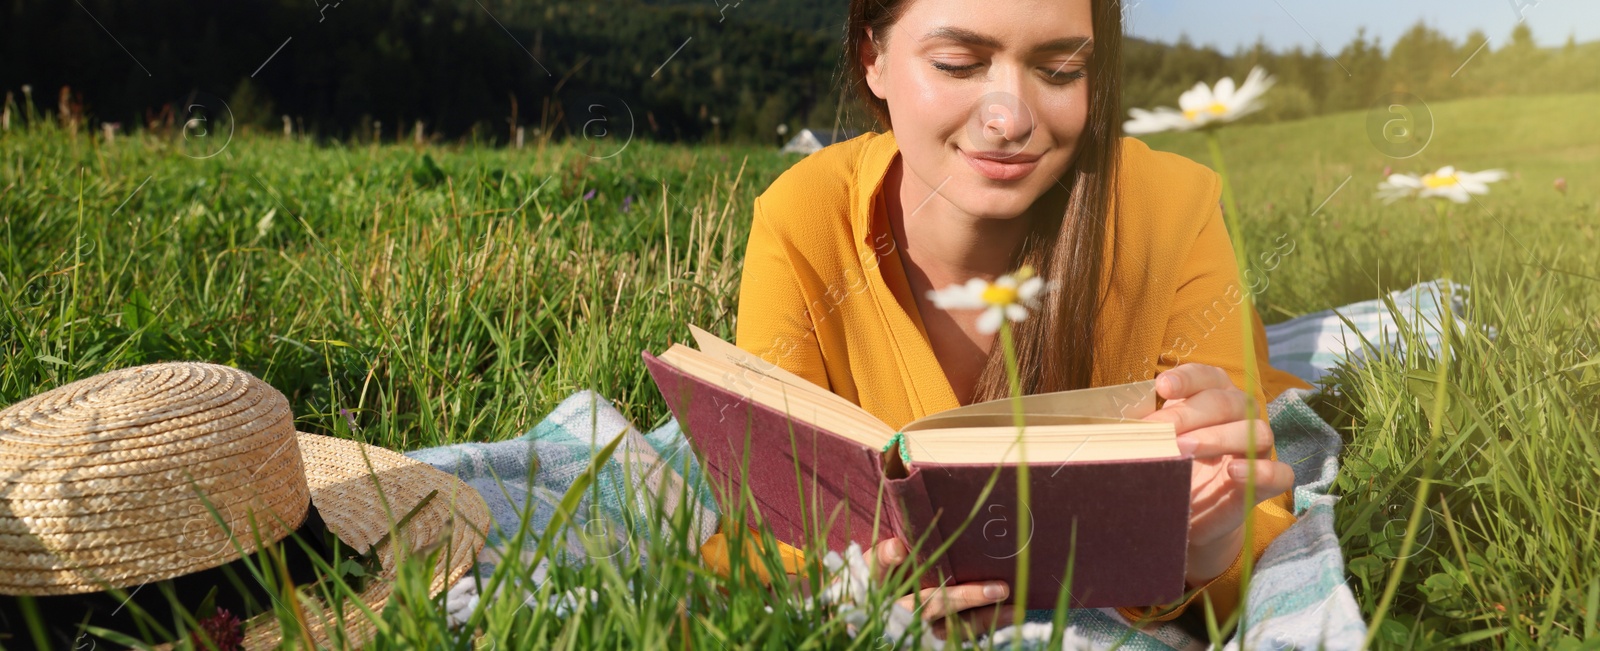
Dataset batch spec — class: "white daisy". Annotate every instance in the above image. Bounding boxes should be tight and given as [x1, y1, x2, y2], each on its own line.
[926, 266, 1051, 335]
[1122, 106, 1190, 136]
[1124, 66, 1276, 135]
[816, 542, 871, 606]
[1376, 166, 1508, 204]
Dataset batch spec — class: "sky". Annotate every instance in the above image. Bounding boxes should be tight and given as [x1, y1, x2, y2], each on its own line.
[1125, 0, 1599, 53]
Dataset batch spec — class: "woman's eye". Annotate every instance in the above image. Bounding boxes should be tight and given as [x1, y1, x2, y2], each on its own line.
[930, 59, 1084, 84]
[930, 60, 983, 76]
[1040, 67, 1087, 85]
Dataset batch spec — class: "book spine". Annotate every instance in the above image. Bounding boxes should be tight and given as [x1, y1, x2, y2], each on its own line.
[883, 464, 954, 591]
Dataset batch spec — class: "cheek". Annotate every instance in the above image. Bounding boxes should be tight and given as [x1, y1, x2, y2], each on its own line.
[883, 64, 976, 188]
[1040, 86, 1090, 142]
[1034, 86, 1091, 177]
[886, 63, 975, 143]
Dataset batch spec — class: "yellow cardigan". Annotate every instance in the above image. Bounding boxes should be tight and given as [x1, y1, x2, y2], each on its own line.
[705, 130, 1310, 623]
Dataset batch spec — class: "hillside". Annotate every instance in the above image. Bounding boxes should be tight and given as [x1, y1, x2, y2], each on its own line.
[1138, 92, 1600, 321]
[4, 0, 1596, 145]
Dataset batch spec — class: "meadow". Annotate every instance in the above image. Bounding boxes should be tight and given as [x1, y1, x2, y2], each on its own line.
[1, 92, 1597, 648]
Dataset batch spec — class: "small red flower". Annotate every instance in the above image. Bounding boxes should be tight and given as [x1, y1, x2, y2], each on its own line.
[189, 608, 245, 651]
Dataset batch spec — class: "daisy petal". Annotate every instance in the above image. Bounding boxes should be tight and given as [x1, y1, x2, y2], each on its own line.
[976, 307, 1004, 335]
[1005, 304, 1029, 323]
[1235, 67, 1274, 104]
[927, 281, 986, 310]
[1124, 118, 1167, 135]
[1124, 108, 1170, 133]
[1388, 174, 1424, 188]
[1213, 76, 1236, 104]
[1225, 103, 1258, 122]
[1178, 82, 1212, 112]
[1464, 169, 1508, 184]
[1017, 276, 1046, 303]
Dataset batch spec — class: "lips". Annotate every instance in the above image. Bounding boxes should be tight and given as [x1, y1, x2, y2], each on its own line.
[960, 148, 1041, 182]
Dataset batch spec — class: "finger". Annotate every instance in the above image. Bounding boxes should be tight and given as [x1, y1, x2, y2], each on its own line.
[1177, 418, 1275, 459]
[865, 538, 908, 579]
[1227, 459, 1296, 503]
[1185, 460, 1298, 547]
[1155, 364, 1234, 400]
[897, 581, 1009, 621]
[899, 582, 1008, 621]
[1142, 387, 1248, 433]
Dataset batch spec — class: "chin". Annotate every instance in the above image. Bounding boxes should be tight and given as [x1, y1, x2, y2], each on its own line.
[949, 174, 1058, 221]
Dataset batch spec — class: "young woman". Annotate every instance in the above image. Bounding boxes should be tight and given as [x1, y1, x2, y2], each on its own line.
[703, 0, 1312, 637]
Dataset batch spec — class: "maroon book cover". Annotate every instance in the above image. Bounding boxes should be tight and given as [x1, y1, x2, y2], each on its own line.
[644, 352, 893, 553]
[643, 351, 1192, 608]
[890, 458, 1191, 608]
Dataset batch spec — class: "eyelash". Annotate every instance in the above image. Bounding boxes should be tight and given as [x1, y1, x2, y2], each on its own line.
[929, 61, 1087, 85]
[930, 61, 983, 74]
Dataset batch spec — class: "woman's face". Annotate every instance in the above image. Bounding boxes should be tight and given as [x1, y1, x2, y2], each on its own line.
[863, 0, 1094, 221]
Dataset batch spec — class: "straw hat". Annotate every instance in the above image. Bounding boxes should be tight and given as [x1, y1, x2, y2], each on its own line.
[0, 362, 491, 648]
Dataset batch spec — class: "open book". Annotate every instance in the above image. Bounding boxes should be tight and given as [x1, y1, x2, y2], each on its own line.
[643, 326, 1193, 608]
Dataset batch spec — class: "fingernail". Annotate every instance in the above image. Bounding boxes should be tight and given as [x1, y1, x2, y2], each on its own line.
[1176, 436, 1198, 456]
[1162, 375, 1181, 395]
[1228, 460, 1250, 480]
[887, 540, 906, 564]
[984, 582, 1008, 600]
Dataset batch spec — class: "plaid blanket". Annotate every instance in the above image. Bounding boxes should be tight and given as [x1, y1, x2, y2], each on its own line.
[1263, 279, 1482, 388]
[403, 391, 720, 622]
[405, 279, 1477, 649]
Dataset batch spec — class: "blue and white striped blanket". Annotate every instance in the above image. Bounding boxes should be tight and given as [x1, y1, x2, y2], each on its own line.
[406, 279, 1477, 649]
[1263, 279, 1485, 389]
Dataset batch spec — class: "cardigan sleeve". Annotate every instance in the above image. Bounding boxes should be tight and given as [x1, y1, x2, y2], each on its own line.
[1115, 173, 1298, 625]
[732, 196, 831, 391]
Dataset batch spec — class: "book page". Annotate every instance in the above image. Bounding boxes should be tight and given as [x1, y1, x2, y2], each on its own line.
[899, 412, 1141, 432]
[686, 324, 865, 415]
[906, 422, 1179, 464]
[902, 379, 1159, 430]
[657, 343, 896, 445]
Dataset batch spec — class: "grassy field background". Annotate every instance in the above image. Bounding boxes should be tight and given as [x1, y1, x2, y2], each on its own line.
[2, 92, 1597, 648]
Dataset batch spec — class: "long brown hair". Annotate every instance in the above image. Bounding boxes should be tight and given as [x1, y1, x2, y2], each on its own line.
[843, 0, 1124, 399]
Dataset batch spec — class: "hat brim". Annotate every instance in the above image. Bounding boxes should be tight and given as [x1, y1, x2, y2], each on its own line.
[211, 433, 489, 650]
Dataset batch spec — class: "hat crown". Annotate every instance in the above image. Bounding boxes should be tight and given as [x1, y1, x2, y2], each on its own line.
[0, 362, 310, 596]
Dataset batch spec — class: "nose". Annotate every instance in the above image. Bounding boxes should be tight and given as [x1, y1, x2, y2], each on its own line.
[973, 88, 1035, 149]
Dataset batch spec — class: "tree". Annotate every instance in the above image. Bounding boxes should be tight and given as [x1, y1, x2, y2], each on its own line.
[1326, 28, 1387, 113]
[1385, 22, 1458, 100]
[1492, 23, 1548, 95]
[227, 77, 275, 132]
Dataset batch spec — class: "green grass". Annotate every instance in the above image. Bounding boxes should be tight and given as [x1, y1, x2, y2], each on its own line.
[1142, 93, 1600, 648]
[2, 92, 1598, 648]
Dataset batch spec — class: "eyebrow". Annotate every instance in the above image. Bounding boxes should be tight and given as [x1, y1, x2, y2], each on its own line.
[918, 27, 1094, 55]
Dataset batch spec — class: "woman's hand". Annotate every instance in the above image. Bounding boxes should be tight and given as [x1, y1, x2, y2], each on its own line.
[1142, 364, 1295, 586]
[865, 538, 1014, 641]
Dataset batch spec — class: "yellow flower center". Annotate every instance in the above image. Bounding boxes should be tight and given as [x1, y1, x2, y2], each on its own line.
[1183, 102, 1229, 121]
[1422, 173, 1459, 189]
[981, 284, 1018, 306]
